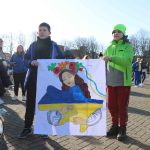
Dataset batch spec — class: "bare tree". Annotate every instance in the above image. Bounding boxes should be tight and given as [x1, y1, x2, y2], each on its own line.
[60, 40, 74, 50]
[74, 37, 88, 49]
[0, 33, 14, 55]
[98, 43, 104, 52]
[18, 33, 26, 47]
[130, 29, 150, 56]
[73, 37, 100, 58]
[9, 33, 13, 55]
[31, 31, 37, 42]
[130, 35, 140, 55]
[60, 37, 103, 58]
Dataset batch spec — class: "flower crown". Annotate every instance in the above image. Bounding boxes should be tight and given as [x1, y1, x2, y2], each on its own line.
[48, 61, 83, 75]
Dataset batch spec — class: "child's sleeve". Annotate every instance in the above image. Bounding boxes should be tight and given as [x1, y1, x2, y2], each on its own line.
[56, 44, 65, 59]
[111, 44, 134, 67]
[24, 43, 34, 67]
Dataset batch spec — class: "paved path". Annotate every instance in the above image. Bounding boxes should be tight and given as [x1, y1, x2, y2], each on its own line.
[0, 77, 150, 150]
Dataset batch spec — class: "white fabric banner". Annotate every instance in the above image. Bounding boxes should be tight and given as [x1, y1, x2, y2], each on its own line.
[34, 59, 106, 136]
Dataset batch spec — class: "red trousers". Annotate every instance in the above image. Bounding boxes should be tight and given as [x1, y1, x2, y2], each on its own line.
[107, 86, 131, 127]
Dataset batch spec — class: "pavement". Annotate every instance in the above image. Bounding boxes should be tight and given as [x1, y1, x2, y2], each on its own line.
[0, 77, 150, 150]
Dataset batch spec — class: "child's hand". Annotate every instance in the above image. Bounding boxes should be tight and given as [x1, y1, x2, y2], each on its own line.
[102, 56, 112, 62]
[31, 60, 38, 66]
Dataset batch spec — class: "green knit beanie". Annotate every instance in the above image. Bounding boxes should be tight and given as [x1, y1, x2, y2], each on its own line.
[113, 24, 126, 35]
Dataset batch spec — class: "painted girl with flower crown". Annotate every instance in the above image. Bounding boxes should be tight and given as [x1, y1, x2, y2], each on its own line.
[38, 61, 104, 132]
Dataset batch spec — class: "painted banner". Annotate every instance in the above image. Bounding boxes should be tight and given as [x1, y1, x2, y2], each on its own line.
[34, 59, 106, 136]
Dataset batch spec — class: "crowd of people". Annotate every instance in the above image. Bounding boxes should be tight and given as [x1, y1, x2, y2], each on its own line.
[0, 41, 27, 103]
[0, 22, 149, 142]
[0, 39, 13, 102]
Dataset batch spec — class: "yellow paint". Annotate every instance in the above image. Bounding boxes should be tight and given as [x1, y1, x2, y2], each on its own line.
[38, 103, 103, 132]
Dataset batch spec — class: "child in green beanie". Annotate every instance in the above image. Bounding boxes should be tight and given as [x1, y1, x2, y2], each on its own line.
[103, 24, 133, 141]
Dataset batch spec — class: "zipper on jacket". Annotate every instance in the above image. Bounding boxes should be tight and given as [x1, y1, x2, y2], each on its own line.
[113, 44, 117, 74]
[126, 67, 128, 80]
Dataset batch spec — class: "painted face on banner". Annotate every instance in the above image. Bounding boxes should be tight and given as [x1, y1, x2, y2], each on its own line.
[62, 72, 75, 87]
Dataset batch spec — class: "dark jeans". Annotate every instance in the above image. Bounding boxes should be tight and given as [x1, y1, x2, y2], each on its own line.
[24, 81, 36, 128]
[141, 72, 146, 83]
[0, 77, 5, 96]
[134, 71, 140, 85]
[13, 72, 26, 96]
[0, 62, 12, 87]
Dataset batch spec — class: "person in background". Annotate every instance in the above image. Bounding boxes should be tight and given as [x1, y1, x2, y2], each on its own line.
[139, 58, 147, 87]
[103, 24, 133, 141]
[10, 45, 27, 101]
[0, 38, 12, 102]
[0, 38, 5, 103]
[132, 58, 140, 87]
[99, 52, 103, 58]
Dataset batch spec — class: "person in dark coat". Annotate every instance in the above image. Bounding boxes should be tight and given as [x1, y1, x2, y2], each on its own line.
[18, 22, 65, 139]
[10, 45, 27, 101]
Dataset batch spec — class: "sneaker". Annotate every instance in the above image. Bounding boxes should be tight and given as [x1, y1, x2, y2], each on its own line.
[107, 125, 119, 137]
[12, 95, 17, 101]
[22, 96, 26, 101]
[18, 128, 32, 139]
[134, 85, 139, 87]
[139, 83, 144, 87]
[117, 126, 127, 141]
